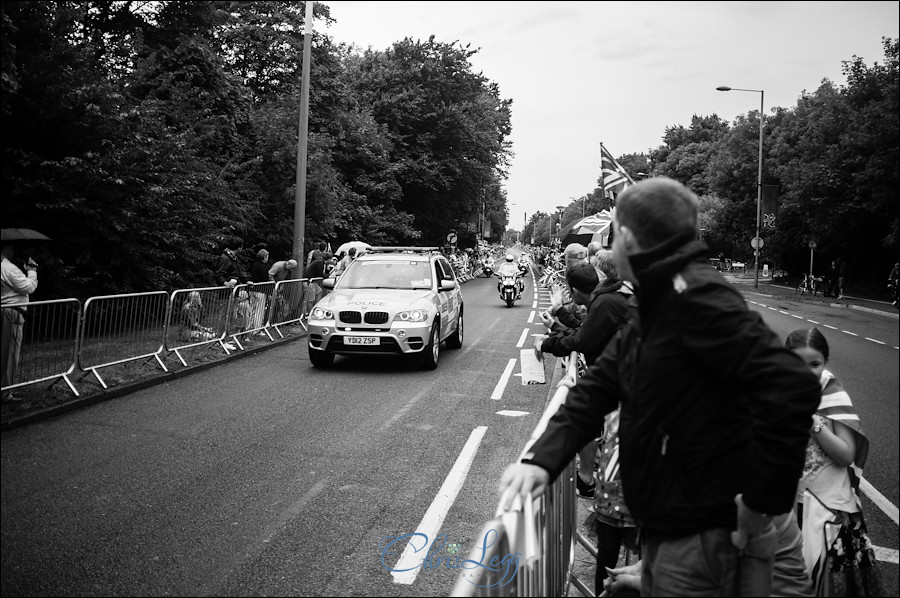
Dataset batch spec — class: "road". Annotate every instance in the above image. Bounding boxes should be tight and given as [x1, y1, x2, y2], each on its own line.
[1, 262, 556, 596]
[2, 258, 897, 596]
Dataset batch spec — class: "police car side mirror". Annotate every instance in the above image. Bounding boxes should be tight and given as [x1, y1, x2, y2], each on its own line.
[440, 280, 458, 292]
[321, 278, 336, 289]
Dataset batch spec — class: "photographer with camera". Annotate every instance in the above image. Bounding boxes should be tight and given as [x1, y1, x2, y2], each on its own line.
[1, 242, 38, 402]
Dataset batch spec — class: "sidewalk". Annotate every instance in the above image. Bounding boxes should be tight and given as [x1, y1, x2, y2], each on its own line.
[724, 275, 899, 320]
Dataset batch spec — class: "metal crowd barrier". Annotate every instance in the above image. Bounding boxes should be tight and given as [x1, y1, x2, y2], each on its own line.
[1, 300, 82, 397]
[79, 291, 171, 389]
[165, 286, 235, 366]
[228, 281, 277, 349]
[2, 278, 328, 398]
[451, 352, 587, 597]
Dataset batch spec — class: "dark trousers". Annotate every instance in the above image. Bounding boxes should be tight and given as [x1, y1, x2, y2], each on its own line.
[595, 523, 639, 589]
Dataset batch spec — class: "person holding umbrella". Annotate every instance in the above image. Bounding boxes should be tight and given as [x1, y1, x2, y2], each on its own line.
[1, 240, 38, 402]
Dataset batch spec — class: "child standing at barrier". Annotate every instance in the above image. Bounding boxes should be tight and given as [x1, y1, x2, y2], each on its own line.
[591, 407, 639, 593]
[232, 289, 252, 334]
[785, 327, 883, 597]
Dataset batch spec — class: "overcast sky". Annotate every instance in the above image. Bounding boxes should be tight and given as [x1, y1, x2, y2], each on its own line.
[321, 1, 898, 225]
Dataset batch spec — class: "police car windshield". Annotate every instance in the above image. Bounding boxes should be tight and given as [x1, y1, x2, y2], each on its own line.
[339, 260, 433, 290]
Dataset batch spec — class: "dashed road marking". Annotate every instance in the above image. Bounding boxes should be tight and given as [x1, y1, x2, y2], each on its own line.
[490, 359, 517, 400]
[865, 337, 886, 345]
[515, 329, 529, 348]
[527, 311, 535, 323]
[842, 330, 858, 336]
[391, 426, 488, 585]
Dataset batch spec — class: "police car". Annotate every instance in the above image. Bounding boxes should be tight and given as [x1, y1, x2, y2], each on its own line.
[306, 247, 464, 369]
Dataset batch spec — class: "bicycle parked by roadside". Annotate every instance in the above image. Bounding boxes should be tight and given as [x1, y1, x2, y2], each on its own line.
[796, 273, 822, 296]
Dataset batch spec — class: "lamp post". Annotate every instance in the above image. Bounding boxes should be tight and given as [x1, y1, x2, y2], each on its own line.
[717, 85, 764, 289]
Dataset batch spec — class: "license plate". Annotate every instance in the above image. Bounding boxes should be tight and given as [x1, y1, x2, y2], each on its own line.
[345, 336, 380, 346]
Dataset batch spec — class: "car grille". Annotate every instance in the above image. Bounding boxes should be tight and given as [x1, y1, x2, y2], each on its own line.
[339, 311, 362, 323]
[364, 311, 389, 324]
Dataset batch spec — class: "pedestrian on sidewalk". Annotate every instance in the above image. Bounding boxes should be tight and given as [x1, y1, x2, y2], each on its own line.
[837, 257, 847, 299]
[1, 242, 38, 402]
[499, 177, 821, 596]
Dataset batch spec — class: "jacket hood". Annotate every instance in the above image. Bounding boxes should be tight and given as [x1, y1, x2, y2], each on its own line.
[629, 233, 709, 303]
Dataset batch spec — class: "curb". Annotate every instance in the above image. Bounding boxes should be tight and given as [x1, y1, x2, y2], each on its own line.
[1, 332, 306, 432]
[849, 304, 899, 320]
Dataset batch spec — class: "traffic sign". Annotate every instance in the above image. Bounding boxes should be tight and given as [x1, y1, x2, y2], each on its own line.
[751, 236, 764, 249]
[808, 241, 817, 249]
[447, 232, 458, 244]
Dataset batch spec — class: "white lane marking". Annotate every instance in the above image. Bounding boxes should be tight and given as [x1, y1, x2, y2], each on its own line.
[873, 546, 899, 564]
[759, 304, 767, 308]
[779, 310, 790, 315]
[791, 314, 804, 319]
[391, 426, 488, 585]
[807, 319, 819, 324]
[527, 311, 536, 323]
[490, 359, 517, 400]
[865, 337, 886, 345]
[515, 329, 529, 348]
[860, 477, 900, 526]
[497, 410, 530, 417]
[824, 324, 838, 330]
[532, 301, 538, 308]
[842, 330, 858, 337]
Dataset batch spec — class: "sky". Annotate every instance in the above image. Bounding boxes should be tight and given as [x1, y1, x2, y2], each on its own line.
[321, 1, 898, 227]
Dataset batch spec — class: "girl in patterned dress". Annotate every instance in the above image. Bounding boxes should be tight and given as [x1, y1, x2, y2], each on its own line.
[785, 327, 883, 597]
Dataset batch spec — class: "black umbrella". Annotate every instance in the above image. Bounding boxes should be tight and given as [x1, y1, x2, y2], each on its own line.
[1, 228, 52, 242]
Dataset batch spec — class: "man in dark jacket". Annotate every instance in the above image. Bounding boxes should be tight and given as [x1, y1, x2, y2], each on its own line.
[535, 256, 631, 366]
[214, 237, 245, 287]
[500, 177, 820, 595]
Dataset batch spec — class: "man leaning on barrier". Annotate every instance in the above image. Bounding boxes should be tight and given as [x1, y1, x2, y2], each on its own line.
[499, 177, 820, 596]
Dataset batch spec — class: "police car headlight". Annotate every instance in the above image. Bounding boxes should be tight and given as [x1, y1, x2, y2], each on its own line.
[394, 309, 429, 323]
[311, 307, 333, 320]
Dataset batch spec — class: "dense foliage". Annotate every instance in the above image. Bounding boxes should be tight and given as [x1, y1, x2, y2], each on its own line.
[3, 2, 896, 298]
[2, 1, 511, 298]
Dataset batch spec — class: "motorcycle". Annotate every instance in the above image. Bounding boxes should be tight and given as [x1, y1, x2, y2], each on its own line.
[499, 275, 519, 308]
[482, 259, 494, 278]
[517, 259, 529, 277]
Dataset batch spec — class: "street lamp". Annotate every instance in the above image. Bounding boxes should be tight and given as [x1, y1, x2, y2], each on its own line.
[717, 85, 764, 289]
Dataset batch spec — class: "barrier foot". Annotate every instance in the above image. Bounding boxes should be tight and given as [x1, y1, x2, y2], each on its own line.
[230, 335, 245, 351]
[576, 529, 598, 559]
[172, 348, 188, 367]
[154, 353, 169, 373]
[62, 374, 80, 397]
[90, 368, 108, 389]
[568, 571, 594, 597]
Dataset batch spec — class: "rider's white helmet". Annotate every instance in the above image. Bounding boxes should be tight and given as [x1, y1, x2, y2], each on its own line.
[505, 254, 514, 262]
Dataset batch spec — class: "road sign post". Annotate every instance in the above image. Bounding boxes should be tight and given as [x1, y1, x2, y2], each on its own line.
[808, 240, 817, 276]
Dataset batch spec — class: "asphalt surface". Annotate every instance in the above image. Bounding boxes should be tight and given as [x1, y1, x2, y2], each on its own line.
[2, 264, 897, 596]
[2, 262, 559, 596]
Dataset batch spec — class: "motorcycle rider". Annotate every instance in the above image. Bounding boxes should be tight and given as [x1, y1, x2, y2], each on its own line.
[482, 254, 495, 277]
[497, 254, 525, 299]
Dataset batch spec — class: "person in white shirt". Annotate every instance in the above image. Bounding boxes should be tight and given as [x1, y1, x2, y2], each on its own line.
[1, 242, 38, 402]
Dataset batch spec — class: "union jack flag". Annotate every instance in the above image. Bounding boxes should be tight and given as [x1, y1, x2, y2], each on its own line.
[600, 143, 635, 199]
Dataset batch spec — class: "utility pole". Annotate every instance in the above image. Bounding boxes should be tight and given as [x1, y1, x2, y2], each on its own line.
[292, 1, 313, 263]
